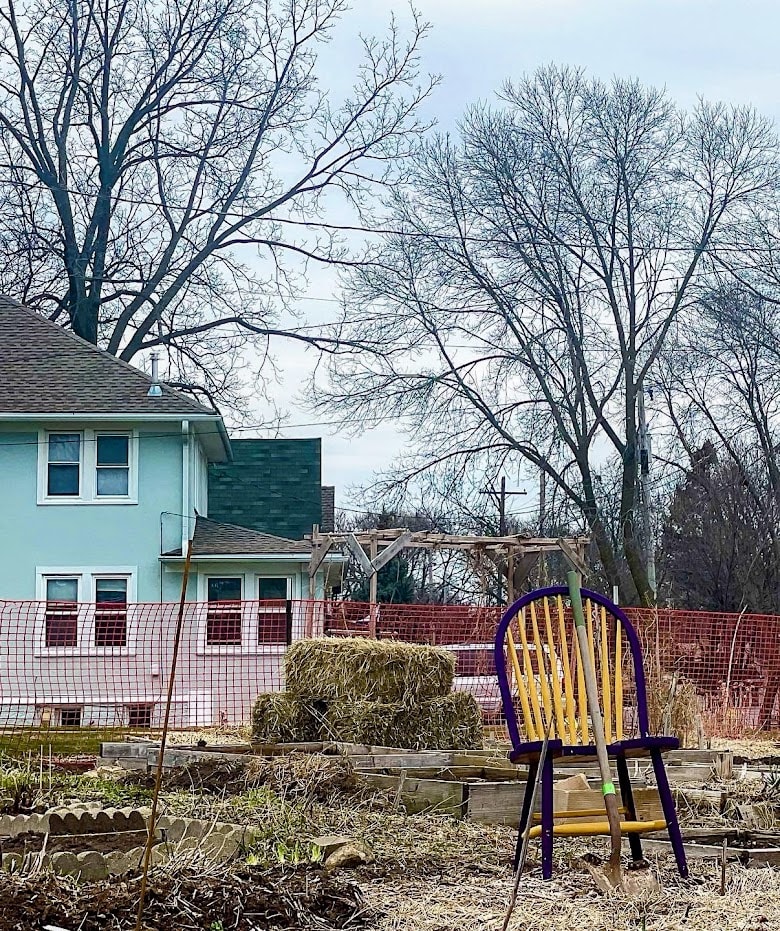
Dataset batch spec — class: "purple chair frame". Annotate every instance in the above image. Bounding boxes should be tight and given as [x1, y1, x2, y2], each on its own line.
[494, 585, 688, 880]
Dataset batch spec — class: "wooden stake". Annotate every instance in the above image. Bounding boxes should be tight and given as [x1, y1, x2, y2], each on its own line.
[369, 535, 378, 638]
[135, 538, 193, 931]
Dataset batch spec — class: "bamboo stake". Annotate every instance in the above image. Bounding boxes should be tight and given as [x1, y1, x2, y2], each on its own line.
[135, 538, 193, 931]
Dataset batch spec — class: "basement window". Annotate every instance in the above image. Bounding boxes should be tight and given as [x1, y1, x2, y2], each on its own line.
[126, 704, 153, 728]
[58, 707, 82, 727]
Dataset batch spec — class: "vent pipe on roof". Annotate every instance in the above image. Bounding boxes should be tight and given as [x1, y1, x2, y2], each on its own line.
[147, 352, 163, 397]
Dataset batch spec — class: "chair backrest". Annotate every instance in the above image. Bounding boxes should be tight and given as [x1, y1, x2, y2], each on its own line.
[494, 585, 650, 748]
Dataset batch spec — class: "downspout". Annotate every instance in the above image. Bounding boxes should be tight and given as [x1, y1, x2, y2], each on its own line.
[181, 420, 190, 560]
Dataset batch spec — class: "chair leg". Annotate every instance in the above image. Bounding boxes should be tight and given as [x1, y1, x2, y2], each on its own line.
[513, 761, 538, 871]
[541, 754, 554, 880]
[650, 748, 688, 878]
[615, 754, 643, 863]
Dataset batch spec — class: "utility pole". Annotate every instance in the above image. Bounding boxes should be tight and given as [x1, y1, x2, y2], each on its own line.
[637, 385, 657, 601]
[481, 477, 527, 603]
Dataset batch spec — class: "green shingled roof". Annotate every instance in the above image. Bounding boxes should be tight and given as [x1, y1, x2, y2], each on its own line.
[207, 438, 322, 540]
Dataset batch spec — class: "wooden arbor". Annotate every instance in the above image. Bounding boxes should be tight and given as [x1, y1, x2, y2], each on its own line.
[307, 527, 590, 636]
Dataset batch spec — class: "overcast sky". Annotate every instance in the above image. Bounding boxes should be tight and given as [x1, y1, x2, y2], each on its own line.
[248, 0, 780, 507]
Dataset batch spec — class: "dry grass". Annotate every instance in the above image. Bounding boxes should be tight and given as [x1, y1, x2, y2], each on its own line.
[710, 736, 780, 760]
[7, 746, 780, 931]
[647, 672, 703, 748]
[364, 856, 780, 931]
[285, 637, 455, 703]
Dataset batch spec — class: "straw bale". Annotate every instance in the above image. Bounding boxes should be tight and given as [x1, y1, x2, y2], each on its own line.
[323, 692, 482, 750]
[285, 637, 455, 703]
[250, 693, 321, 743]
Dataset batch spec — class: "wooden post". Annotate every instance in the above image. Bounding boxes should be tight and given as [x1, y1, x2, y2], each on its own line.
[506, 546, 514, 605]
[306, 525, 318, 637]
[369, 534, 378, 638]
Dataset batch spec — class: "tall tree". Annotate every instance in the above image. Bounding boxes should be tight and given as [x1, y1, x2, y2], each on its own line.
[315, 66, 779, 604]
[0, 0, 434, 405]
[658, 441, 780, 613]
[659, 288, 780, 609]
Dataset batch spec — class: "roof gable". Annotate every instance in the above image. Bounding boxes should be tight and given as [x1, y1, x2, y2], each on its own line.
[0, 296, 215, 416]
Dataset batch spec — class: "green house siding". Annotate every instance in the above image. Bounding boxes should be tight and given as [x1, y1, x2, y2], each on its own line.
[207, 439, 322, 540]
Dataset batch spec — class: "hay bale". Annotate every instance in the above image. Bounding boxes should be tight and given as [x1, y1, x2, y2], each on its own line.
[285, 637, 455, 703]
[251, 693, 321, 743]
[323, 692, 483, 750]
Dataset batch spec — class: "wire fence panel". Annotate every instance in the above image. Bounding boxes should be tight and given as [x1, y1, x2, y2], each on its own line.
[0, 598, 778, 755]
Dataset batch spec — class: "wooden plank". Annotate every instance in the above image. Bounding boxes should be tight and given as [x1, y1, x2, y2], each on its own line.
[345, 533, 373, 576]
[358, 772, 468, 817]
[467, 781, 527, 825]
[249, 742, 326, 755]
[372, 532, 414, 571]
[348, 751, 456, 770]
[642, 837, 780, 865]
[100, 742, 156, 759]
[151, 748, 254, 768]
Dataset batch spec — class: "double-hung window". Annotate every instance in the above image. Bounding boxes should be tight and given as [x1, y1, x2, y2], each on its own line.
[39, 430, 136, 503]
[96, 435, 130, 497]
[44, 577, 79, 647]
[47, 434, 81, 497]
[94, 577, 128, 646]
[39, 569, 134, 653]
[206, 577, 243, 645]
[257, 577, 291, 644]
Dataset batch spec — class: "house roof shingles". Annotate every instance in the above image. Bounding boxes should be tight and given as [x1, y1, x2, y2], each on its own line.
[0, 296, 215, 415]
[182, 516, 311, 556]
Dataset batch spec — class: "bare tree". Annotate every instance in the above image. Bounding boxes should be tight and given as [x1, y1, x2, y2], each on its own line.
[314, 66, 779, 604]
[0, 0, 435, 405]
[658, 289, 780, 607]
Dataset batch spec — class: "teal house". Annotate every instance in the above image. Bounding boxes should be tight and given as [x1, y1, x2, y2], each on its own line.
[0, 297, 337, 728]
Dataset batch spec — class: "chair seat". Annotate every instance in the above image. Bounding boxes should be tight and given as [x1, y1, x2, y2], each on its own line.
[528, 818, 668, 839]
[508, 735, 679, 765]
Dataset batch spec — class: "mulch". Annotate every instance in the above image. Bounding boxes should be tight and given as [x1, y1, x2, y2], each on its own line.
[0, 828, 153, 855]
[0, 864, 367, 930]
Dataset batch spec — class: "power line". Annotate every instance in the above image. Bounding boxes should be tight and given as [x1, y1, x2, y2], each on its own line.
[0, 172, 754, 255]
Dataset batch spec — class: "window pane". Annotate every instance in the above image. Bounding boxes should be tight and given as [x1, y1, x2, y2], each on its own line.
[97, 435, 129, 466]
[96, 467, 129, 496]
[49, 434, 80, 463]
[48, 463, 79, 496]
[46, 578, 78, 602]
[95, 578, 127, 604]
[258, 578, 288, 600]
[208, 578, 242, 601]
[45, 578, 78, 647]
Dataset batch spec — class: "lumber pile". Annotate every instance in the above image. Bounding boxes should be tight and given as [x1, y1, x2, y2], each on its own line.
[252, 637, 482, 750]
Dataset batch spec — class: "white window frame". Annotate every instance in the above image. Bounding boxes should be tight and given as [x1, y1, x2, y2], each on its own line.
[43, 431, 83, 499]
[37, 429, 139, 505]
[36, 567, 137, 657]
[196, 572, 295, 655]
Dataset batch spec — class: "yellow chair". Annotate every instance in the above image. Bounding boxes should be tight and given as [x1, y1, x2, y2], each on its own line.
[494, 585, 687, 879]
